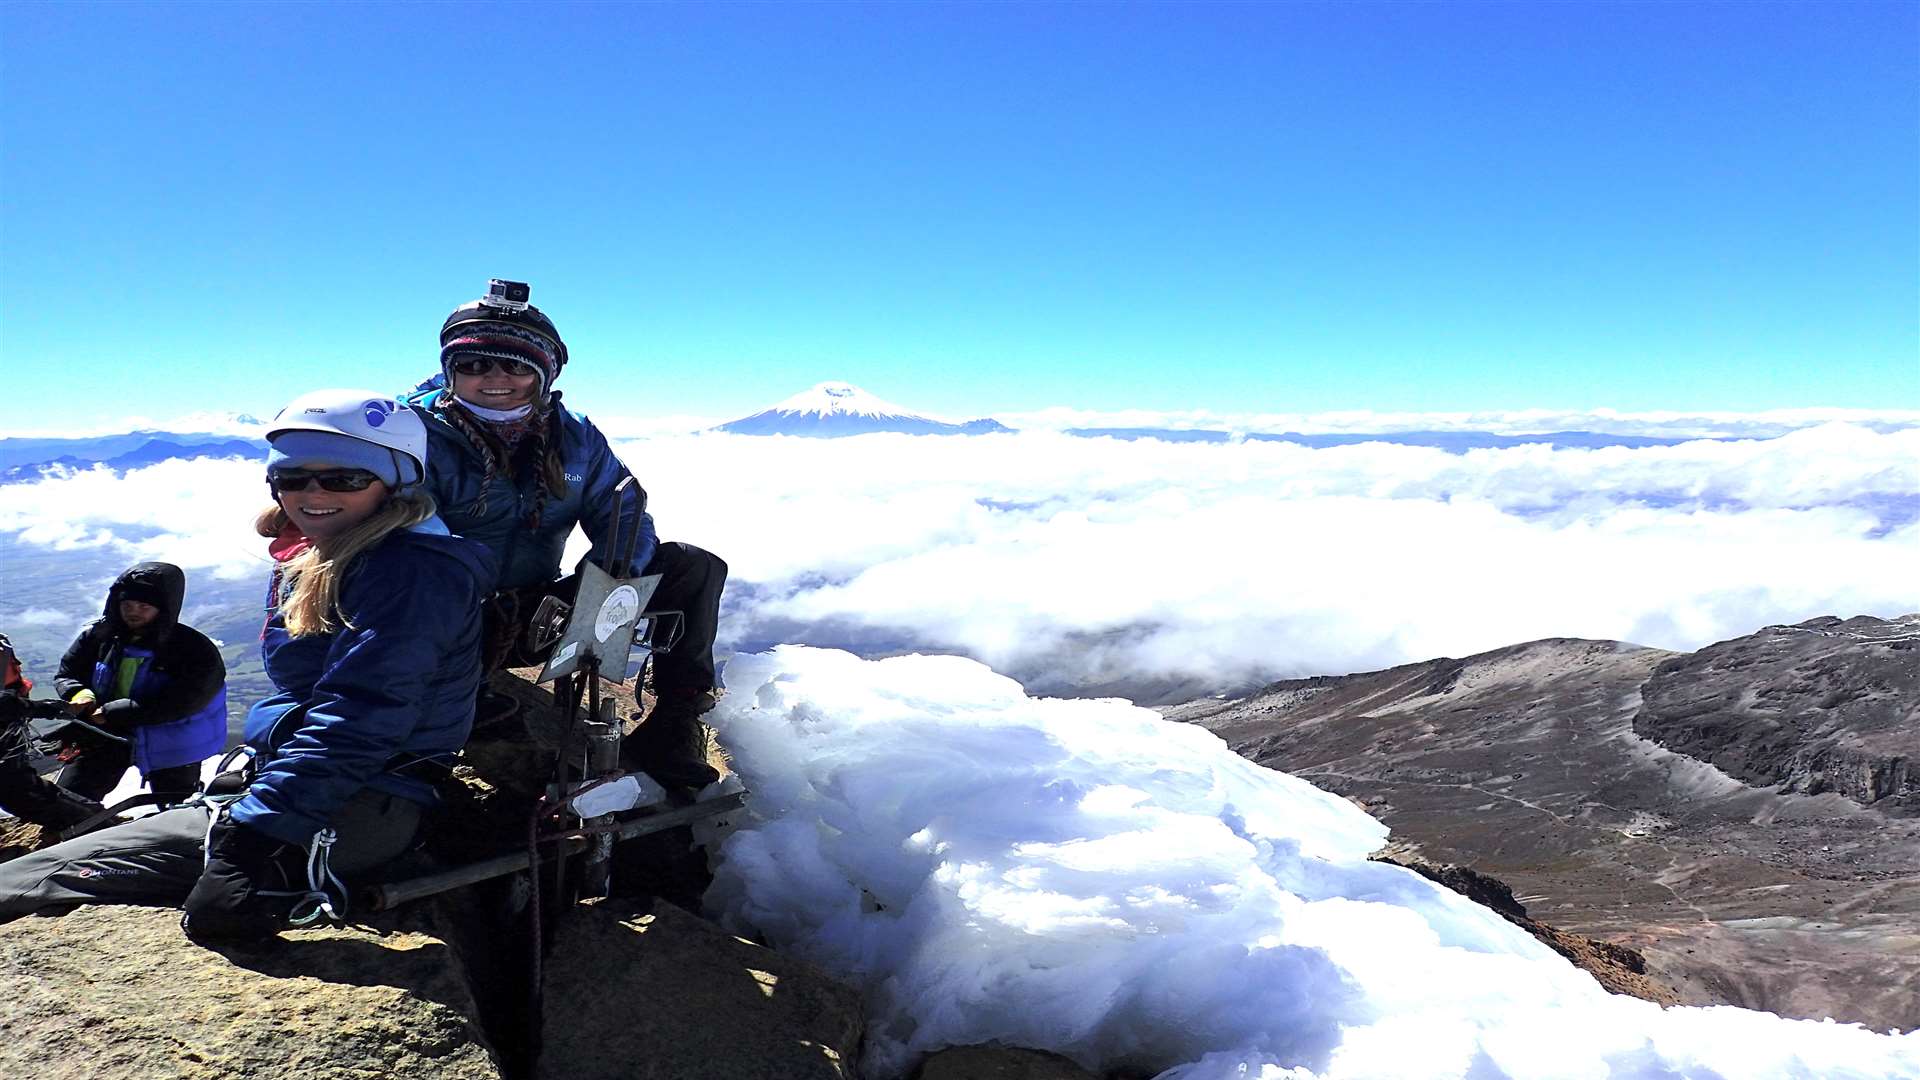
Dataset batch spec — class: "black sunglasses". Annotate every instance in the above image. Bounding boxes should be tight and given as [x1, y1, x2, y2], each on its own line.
[449, 355, 539, 378]
[268, 469, 381, 493]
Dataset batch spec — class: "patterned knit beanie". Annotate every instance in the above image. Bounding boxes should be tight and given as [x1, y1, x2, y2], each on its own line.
[439, 290, 568, 399]
[439, 320, 563, 398]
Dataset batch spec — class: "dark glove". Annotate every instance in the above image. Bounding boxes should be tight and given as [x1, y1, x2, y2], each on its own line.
[181, 810, 307, 942]
[204, 770, 250, 798]
[45, 716, 125, 754]
[93, 699, 137, 734]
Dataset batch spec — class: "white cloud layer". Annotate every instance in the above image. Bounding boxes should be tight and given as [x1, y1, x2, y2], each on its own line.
[637, 422, 1919, 693]
[1, 607, 69, 627]
[992, 405, 1920, 438]
[0, 458, 275, 582]
[2, 423, 1915, 698]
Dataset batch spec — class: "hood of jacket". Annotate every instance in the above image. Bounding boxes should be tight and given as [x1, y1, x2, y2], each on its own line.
[104, 561, 186, 642]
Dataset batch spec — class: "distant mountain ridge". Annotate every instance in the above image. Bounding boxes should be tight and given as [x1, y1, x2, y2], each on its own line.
[715, 385, 1767, 448]
[1071, 427, 1718, 450]
[714, 382, 1013, 437]
[1167, 614, 1920, 1031]
[0, 431, 267, 484]
[0, 398, 1828, 461]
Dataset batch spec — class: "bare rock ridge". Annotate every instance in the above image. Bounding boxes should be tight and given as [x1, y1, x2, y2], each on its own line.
[538, 900, 864, 1080]
[1634, 615, 1920, 812]
[0, 904, 503, 1080]
[1169, 615, 1920, 1032]
[1370, 847, 1679, 1006]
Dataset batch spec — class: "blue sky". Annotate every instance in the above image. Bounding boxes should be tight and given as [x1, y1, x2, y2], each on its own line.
[2, 1, 1915, 423]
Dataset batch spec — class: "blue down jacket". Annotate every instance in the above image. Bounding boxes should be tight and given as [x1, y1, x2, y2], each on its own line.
[99, 645, 227, 775]
[228, 519, 497, 848]
[404, 385, 656, 591]
[52, 561, 227, 775]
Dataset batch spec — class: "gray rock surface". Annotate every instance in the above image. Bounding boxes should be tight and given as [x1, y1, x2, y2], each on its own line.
[1167, 627, 1920, 1032]
[0, 817, 50, 862]
[538, 898, 863, 1080]
[0, 904, 502, 1080]
[1635, 615, 1920, 812]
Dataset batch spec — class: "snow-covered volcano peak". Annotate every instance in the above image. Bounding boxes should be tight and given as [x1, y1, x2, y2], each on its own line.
[763, 381, 930, 421]
[716, 382, 1013, 437]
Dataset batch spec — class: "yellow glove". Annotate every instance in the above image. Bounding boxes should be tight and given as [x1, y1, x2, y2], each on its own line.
[67, 689, 98, 717]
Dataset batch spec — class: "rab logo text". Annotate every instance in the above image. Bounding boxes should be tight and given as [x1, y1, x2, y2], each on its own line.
[363, 399, 399, 428]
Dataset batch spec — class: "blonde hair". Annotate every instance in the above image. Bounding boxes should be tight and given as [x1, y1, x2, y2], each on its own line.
[255, 492, 437, 637]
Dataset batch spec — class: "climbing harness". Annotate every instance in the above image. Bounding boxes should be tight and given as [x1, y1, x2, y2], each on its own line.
[286, 828, 347, 928]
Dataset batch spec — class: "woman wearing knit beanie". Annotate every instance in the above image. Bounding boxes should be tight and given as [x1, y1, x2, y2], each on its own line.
[403, 280, 729, 800]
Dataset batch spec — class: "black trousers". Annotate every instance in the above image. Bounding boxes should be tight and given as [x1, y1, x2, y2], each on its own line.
[56, 742, 203, 804]
[0, 788, 420, 924]
[641, 541, 727, 697]
[484, 541, 727, 696]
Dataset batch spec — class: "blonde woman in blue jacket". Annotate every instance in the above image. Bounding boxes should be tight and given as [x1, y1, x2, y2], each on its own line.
[0, 392, 495, 941]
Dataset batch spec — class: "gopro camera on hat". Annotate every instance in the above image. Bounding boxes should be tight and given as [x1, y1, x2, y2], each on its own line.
[481, 279, 532, 313]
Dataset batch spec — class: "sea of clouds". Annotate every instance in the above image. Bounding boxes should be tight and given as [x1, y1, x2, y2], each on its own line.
[981, 404, 1920, 440]
[703, 645, 1920, 1078]
[2, 418, 1916, 698]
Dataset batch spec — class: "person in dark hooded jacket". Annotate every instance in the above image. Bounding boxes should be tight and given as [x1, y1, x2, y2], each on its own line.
[52, 562, 227, 804]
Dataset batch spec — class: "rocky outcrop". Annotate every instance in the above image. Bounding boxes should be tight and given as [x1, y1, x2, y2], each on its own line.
[538, 898, 862, 1080]
[1634, 615, 1920, 813]
[0, 667, 854, 1080]
[0, 904, 502, 1080]
[0, 817, 50, 862]
[1173, 629, 1920, 1032]
[1372, 848, 1679, 1006]
[0, 893, 870, 1080]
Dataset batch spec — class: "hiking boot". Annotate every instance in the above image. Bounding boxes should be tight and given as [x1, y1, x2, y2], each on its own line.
[624, 688, 722, 801]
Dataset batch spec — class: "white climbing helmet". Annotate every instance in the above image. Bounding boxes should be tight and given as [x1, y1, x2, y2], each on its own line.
[266, 389, 428, 489]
